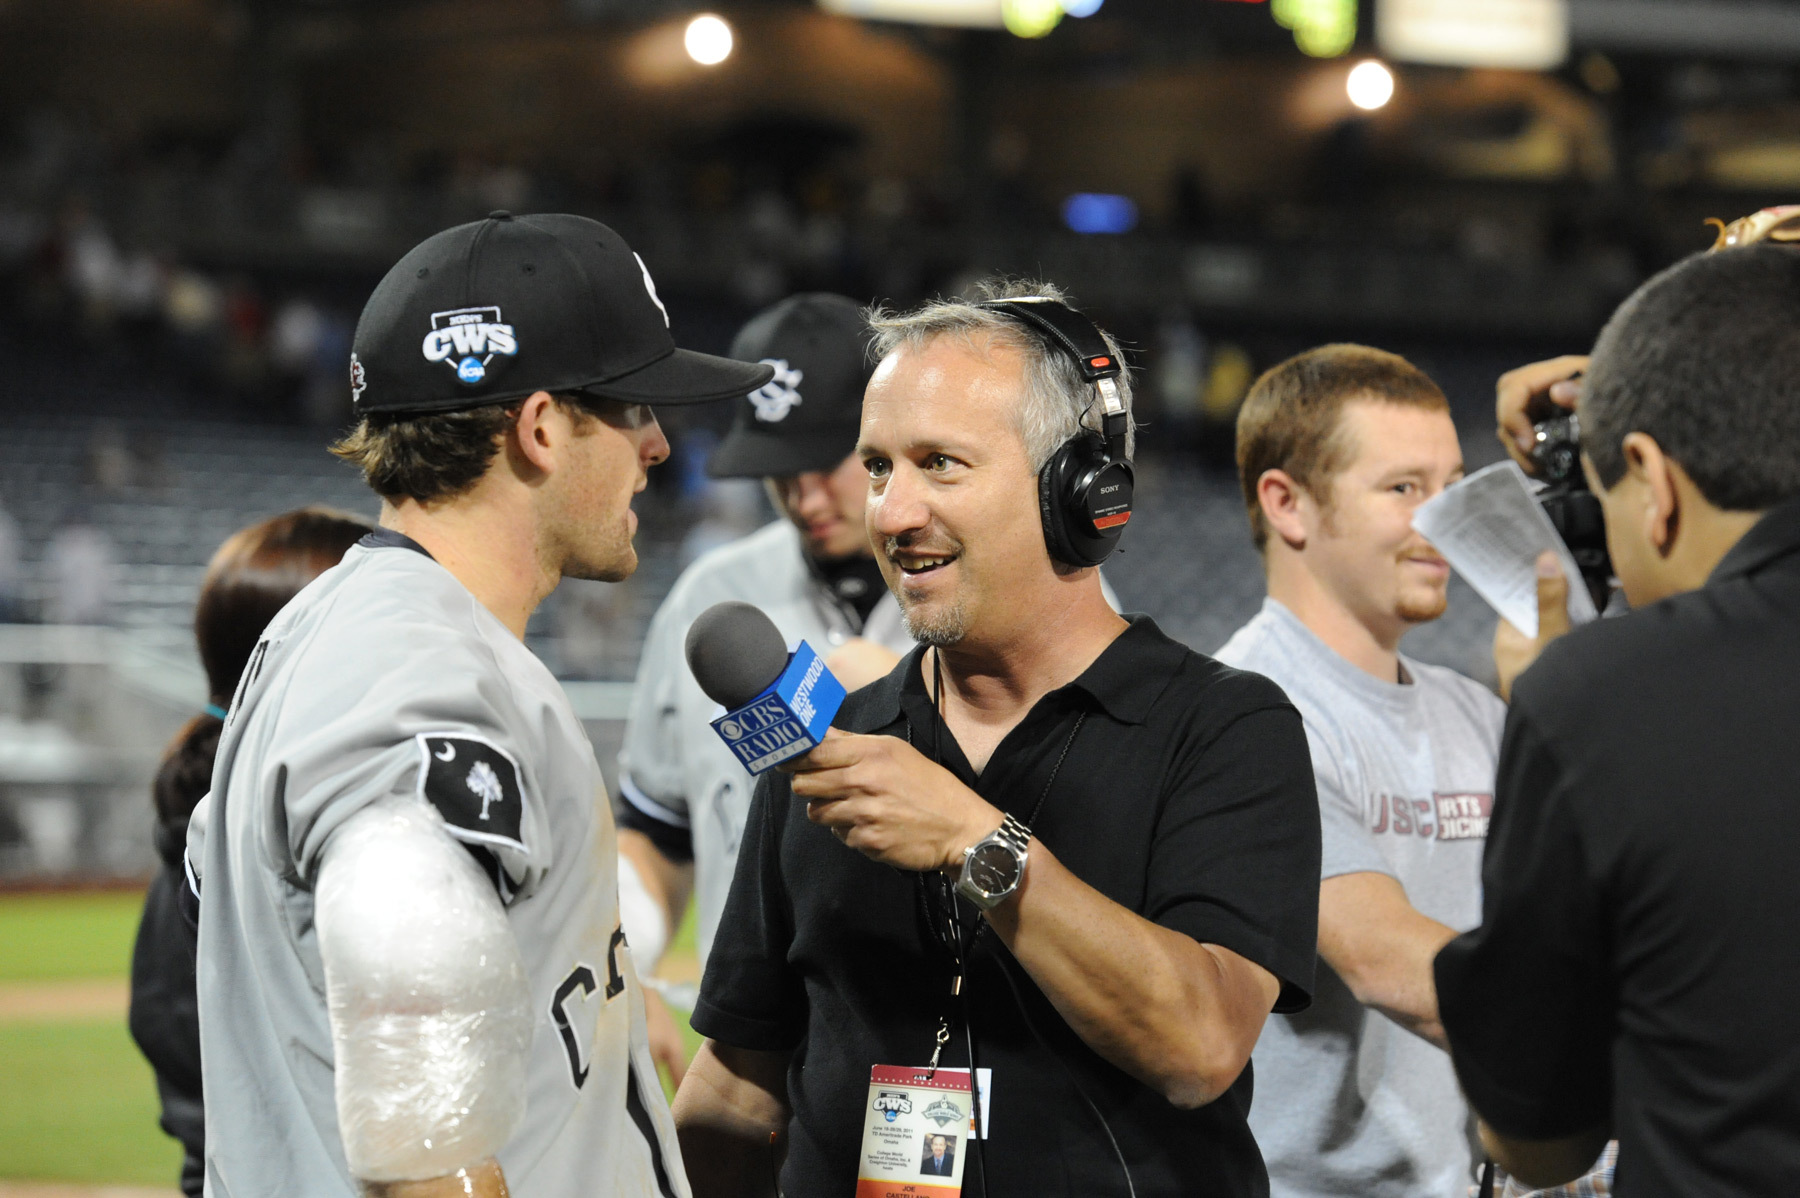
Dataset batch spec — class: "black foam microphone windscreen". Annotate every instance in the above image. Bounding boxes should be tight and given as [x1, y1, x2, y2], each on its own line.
[684, 601, 791, 710]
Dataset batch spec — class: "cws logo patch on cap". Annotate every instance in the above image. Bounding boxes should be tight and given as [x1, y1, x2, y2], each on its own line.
[422, 306, 518, 386]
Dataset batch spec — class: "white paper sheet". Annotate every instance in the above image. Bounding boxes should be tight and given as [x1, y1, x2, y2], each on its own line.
[1410, 461, 1599, 638]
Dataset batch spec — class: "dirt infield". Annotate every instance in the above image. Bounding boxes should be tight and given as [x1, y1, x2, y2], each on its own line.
[0, 979, 129, 1023]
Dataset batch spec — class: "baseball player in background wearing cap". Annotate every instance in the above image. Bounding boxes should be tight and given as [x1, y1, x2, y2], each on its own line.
[184, 212, 772, 1198]
[613, 295, 915, 1079]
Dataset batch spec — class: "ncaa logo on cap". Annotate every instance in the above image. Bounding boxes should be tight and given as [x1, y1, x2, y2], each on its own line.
[748, 359, 804, 423]
[421, 306, 518, 386]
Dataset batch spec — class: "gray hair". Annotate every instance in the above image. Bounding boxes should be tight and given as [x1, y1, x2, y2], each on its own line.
[866, 278, 1135, 471]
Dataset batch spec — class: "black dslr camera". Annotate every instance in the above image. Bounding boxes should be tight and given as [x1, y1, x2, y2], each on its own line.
[1530, 411, 1613, 611]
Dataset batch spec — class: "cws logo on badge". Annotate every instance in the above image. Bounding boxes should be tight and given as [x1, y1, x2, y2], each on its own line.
[872, 1091, 912, 1123]
[422, 306, 518, 386]
[708, 640, 847, 775]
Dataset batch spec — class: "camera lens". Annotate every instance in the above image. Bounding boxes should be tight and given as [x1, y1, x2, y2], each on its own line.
[1545, 444, 1578, 481]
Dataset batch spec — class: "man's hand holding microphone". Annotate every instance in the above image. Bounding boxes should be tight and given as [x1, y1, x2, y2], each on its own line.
[684, 601, 1002, 876]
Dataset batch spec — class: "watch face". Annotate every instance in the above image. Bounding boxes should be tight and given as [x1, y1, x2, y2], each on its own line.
[967, 841, 1021, 895]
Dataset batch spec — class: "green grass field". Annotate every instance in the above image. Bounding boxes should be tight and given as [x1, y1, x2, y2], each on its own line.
[0, 889, 177, 1185]
[0, 887, 702, 1186]
[0, 1020, 184, 1185]
[0, 891, 145, 982]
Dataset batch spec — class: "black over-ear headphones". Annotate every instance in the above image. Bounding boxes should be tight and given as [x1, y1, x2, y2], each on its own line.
[977, 298, 1134, 568]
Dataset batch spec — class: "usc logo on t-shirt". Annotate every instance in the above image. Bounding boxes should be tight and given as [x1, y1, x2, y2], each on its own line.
[1370, 792, 1492, 840]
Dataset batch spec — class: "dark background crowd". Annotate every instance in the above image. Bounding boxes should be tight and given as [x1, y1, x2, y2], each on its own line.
[0, 0, 1796, 878]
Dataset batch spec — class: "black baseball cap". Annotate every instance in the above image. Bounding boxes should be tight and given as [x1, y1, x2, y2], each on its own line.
[349, 211, 774, 416]
[708, 293, 877, 478]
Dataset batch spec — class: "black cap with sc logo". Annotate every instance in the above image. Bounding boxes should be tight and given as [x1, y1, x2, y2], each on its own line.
[350, 211, 774, 416]
[708, 293, 877, 479]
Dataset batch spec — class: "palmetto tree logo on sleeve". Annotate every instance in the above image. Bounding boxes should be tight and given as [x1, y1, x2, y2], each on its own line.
[415, 733, 526, 856]
[466, 760, 505, 821]
[422, 306, 518, 386]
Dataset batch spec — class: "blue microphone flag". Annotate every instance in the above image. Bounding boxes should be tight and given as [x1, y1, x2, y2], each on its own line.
[708, 640, 847, 774]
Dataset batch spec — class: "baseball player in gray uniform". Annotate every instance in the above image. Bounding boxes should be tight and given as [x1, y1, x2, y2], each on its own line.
[615, 295, 913, 1014]
[184, 212, 772, 1198]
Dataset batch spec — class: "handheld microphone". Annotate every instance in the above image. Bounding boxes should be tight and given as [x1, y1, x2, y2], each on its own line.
[684, 601, 847, 774]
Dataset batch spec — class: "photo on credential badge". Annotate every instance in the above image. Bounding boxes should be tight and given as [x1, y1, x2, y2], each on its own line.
[858, 1066, 973, 1198]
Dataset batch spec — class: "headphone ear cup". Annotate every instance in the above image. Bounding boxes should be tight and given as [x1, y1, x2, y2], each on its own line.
[1039, 436, 1133, 569]
[1038, 442, 1081, 567]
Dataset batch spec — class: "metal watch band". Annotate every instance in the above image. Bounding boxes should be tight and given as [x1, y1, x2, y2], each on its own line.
[994, 813, 1031, 854]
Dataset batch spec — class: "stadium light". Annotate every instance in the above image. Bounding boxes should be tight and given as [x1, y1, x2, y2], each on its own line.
[1346, 59, 1395, 110]
[1002, 0, 1063, 37]
[685, 14, 734, 65]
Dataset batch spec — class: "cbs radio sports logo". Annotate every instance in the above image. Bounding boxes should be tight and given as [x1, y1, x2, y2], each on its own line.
[421, 306, 518, 386]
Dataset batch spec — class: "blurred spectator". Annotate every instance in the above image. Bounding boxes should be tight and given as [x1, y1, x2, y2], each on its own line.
[163, 268, 222, 337]
[44, 520, 117, 625]
[0, 502, 22, 622]
[129, 505, 373, 1198]
[1152, 312, 1209, 437]
[87, 423, 135, 490]
[269, 297, 325, 379]
[679, 478, 765, 567]
[64, 205, 122, 328]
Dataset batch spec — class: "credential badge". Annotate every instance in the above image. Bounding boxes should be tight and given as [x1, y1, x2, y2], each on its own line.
[749, 359, 805, 423]
[421, 306, 518, 386]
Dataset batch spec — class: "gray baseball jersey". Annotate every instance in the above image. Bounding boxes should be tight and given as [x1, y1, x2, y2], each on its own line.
[618, 518, 912, 967]
[189, 532, 686, 1198]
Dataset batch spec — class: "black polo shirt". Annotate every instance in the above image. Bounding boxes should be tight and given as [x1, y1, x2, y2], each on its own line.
[1434, 495, 1800, 1196]
[693, 616, 1321, 1198]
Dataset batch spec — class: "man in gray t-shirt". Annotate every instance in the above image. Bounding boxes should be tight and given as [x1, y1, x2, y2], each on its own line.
[1215, 345, 1504, 1198]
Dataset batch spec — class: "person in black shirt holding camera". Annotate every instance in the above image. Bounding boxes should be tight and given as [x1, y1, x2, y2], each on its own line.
[1435, 243, 1800, 1195]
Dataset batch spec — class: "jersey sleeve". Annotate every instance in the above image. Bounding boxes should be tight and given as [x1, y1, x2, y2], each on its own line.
[1434, 701, 1613, 1139]
[1308, 722, 1393, 882]
[615, 592, 696, 863]
[689, 770, 805, 1051]
[272, 634, 552, 902]
[1143, 688, 1323, 1013]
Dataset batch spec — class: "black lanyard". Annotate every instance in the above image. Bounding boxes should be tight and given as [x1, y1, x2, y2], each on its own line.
[908, 649, 1088, 1070]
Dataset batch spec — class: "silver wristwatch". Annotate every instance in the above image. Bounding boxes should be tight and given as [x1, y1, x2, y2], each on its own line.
[955, 813, 1032, 911]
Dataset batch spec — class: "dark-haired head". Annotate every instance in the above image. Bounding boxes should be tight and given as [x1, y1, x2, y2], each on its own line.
[194, 506, 375, 708]
[1583, 243, 1800, 509]
[153, 506, 372, 845]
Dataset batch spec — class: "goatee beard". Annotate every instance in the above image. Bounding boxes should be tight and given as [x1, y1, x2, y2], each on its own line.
[901, 598, 969, 647]
[1396, 589, 1448, 624]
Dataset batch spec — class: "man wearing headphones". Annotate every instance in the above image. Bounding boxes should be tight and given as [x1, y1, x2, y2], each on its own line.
[673, 282, 1323, 1198]
[615, 294, 915, 1076]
